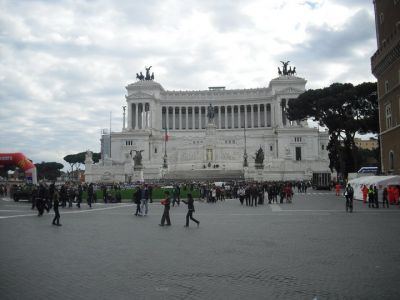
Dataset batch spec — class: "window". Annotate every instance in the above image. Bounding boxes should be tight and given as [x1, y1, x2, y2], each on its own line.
[398, 69, 400, 84]
[125, 140, 133, 146]
[321, 144, 325, 150]
[389, 151, 394, 170]
[385, 80, 389, 93]
[294, 137, 302, 143]
[270, 145, 273, 151]
[386, 104, 392, 129]
[154, 147, 157, 154]
[295, 147, 302, 161]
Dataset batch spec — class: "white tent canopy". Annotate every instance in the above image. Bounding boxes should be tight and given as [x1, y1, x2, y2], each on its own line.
[348, 176, 400, 201]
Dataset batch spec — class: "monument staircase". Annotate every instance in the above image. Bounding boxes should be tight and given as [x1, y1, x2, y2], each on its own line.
[163, 169, 244, 181]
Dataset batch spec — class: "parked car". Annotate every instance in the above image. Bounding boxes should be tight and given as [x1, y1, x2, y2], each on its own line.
[12, 184, 34, 202]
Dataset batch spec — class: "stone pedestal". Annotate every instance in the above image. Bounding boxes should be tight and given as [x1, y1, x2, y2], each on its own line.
[255, 163, 264, 170]
[132, 167, 144, 182]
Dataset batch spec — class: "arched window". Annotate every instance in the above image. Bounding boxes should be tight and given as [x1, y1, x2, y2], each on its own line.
[389, 151, 394, 170]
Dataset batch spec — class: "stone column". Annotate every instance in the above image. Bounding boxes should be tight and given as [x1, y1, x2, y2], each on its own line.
[199, 106, 202, 129]
[165, 106, 169, 130]
[173, 106, 176, 130]
[264, 104, 267, 127]
[218, 106, 221, 128]
[238, 105, 242, 128]
[250, 104, 254, 128]
[224, 106, 228, 129]
[245, 105, 248, 128]
[134, 103, 138, 129]
[231, 106, 234, 129]
[186, 106, 189, 130]
[128, 103, 132, 130]
[192, 106, 195, 130]
[178, 107, 181, 130]
[258, 104, 261, 128]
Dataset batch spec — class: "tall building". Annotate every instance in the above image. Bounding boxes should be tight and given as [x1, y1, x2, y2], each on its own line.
[354, 137, 378, 151]
[371, 0, 400, 174]
[85, 66, 330, 183]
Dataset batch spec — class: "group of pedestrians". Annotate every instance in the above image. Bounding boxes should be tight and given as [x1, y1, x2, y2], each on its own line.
[133, 187, 200, 227]
[344, 183, 400, 212]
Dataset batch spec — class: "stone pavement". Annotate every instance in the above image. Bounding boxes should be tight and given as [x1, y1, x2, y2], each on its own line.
[1, 192, 400, 300]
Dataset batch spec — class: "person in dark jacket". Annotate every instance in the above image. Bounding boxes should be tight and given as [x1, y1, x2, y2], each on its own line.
[182, 193, 200, 227]
[382, 187, 389, 208]
[134, 186, 142, 216]
[159, 191, 171, 226]
[52, 190, 61, 226]
[374, 185, 379, 208]
[87, 183, 93, 208]
[76, 184, 82, 208]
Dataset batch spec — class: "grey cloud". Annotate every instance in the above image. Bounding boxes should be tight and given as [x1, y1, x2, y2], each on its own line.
[332, 0, 371, 8]
[274, 9, 376, 87]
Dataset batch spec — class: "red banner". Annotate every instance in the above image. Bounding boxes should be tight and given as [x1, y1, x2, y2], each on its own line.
[0, 153, 35, 171]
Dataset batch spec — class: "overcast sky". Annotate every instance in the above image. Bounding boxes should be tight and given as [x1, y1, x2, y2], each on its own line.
[0, 0, 377, 169]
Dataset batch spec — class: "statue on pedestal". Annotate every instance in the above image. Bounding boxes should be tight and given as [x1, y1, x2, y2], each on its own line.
[145, 66, 152, 80]
[254, 146, 264, 169]
[130, 149, 144, 169]
[207, 104, 215, 123]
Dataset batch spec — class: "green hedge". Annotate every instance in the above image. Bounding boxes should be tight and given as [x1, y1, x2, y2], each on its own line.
[83, 187, 200, 202]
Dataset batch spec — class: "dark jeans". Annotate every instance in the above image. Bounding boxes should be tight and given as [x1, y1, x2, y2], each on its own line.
[135, 202, 141, 215]
[87, 195, 92, 208]
[186, 210, 199, 226]
[52, 209, 60, 225]
[161, 207, 171, 225]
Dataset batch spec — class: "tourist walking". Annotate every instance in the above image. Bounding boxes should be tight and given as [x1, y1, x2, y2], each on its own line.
[52, 190, 61, 226]
[159, 191, 171, 226]
[140, 185, 149, 216]
[382, 187, 389, 208]
[182, 193, 200, 227]
[134, 185, 141, 216]
[344, 183, 354, 213]
[77, 184, 82, 208]
[374, 185, 379, 208]
[87, 183, 94, 208]
[368, 185, 374, 208]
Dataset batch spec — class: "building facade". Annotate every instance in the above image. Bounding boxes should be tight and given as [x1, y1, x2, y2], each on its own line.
[371, 0, 400, 174]
[354, 138, 379, 151]
[85, 72, 330, 182]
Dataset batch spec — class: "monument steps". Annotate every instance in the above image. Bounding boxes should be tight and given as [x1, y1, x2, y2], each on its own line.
[163, 169, 244, 181]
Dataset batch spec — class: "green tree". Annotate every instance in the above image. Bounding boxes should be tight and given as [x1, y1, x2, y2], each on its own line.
[35, 162, 64, 180]
[287, 82, 378, 179]
[64, 151, 101, 180]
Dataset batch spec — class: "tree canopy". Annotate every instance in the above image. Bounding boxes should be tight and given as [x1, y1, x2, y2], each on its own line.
[35, 162, 64, 181]
[63, 151, 101, 179]
[287, 82, 378, 178]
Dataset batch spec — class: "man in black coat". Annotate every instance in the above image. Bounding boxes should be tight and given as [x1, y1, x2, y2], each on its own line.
[182, 193, 200, 227]
[76, 184, 82, 208]
[134, 186, 141, 216]
[87, 183, 94, 208]
[52, 190, 62, 226]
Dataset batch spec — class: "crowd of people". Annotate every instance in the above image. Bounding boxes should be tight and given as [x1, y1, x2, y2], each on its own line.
[2, 179, 399, 226]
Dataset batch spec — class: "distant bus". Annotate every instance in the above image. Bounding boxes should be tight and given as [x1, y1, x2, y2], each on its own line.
[357, 167, 378, 174]
[312, 172, 331, 190]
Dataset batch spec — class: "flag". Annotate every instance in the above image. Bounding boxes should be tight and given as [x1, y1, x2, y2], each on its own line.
[164, 127, 169, 142]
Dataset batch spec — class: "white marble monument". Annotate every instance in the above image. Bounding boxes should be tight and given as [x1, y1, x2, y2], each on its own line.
[85, 66, 330, 182]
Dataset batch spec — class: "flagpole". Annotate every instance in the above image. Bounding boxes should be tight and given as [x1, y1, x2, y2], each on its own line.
[163, 126, 168, 169]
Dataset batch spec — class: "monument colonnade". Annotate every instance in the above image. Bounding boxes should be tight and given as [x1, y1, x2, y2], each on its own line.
[126, 101, 297, 130]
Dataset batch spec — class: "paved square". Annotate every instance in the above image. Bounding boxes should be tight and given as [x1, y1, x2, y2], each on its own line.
[1, 192, 400, 299]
